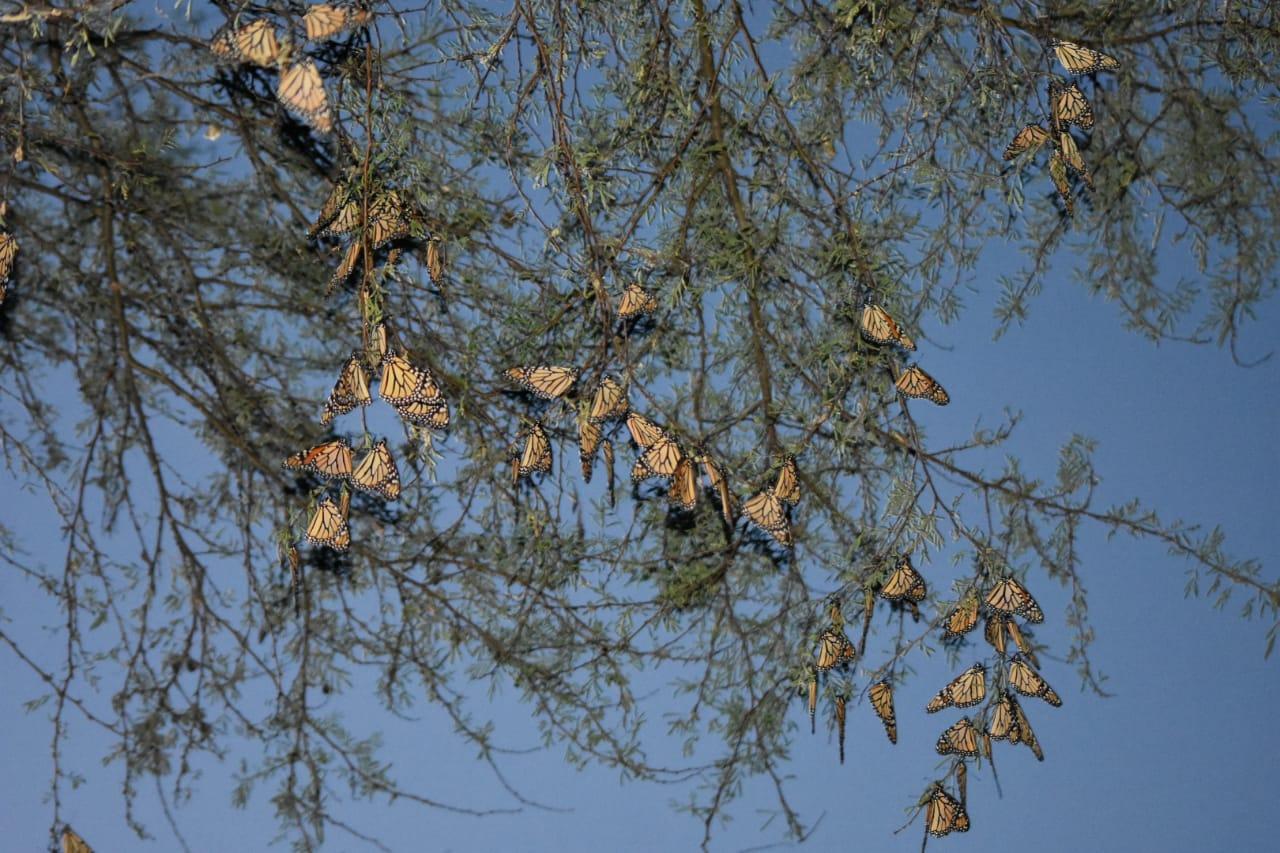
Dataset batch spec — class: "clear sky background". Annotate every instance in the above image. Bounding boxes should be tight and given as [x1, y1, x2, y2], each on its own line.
[3, 7, 1280, 853]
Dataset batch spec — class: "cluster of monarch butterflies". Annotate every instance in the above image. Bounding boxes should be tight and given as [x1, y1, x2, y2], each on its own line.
[499, 278, 660, 501]
[309, 181, 412, 292]
[287, 322, 451, 553]
[209, 2, 371, 133]
[502, 297, 945, 553]
[201, 10, 1044, 840]
[501, 360, 743, 527]
[861, 300, 950, 406]
[504, 365, 815, 548]
[0, 229, 16, 306]
[1004, 38, 1120, 215]
[807, 561, 1061, 840]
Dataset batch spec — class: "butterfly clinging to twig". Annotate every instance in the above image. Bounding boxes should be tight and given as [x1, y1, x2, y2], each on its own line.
[284, 439, 354, 481]
[926, 664, 987, 713]
[210, 18, 281, 68]
[504, 365, 578, 400]
[1050, 39, 1120, 75]
[305, 495, 351, 551]
[896, 365, 950, 405]
[276, 60, 333, 133]
[321, 355, 371, 425]
[509, 422, 552, 484]
[303, 2, 371, 41]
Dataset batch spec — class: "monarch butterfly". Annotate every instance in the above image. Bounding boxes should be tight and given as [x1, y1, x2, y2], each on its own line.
[1002, 123, 1051, 160]
[510, 422, 552, 483]
[896, 365, 950, 405]
[367, 190, 410, 248]
[284, 438, 354, 480]
[984, 614, 1009, 655]
[935, 717, 980, 756]
[816, 627, 856, 671]
[742, 489, 792, 547]
[624, 411, 664, 447]
[631, 434, 683, 481]
[276, 60, 333, 133]
[699, 452, 736, 526]
[210, 18, 281, 67]
[284, 544, 303, 612]
[352, 439, 401, 500]
[396, 398, 451, 430]
[1008, 655, 1062, 706]
[1048, 152, 1075, 214]
[807, 668, 819, 734]
[61, 826, 93, 853]
[943, 590, 980, 639]
[426, 238, 445, 283]
[321, 199, 362, 238]
[0, 231, 16, 305]
[1006, 619, 1035, 663]
[1050, 80, 1095, 130]
[380, 354, 439, 406]
[327, 239, 363, 292]
[985, 577, 1044, 623]
[372, 320, 391, 359]
[589, 376, 628, 422]
[988, 691, 1044, 760]
[303, 2, 371, 41]
[618, 280, 657, 320]
[955, 761, 968, 806]
[504, 365, 578, 400]
[668, 457, 698, 510]
[826, 596, 847, 629]
[1050, 38, 1120, 75]
[601, 438, 616, 506]
[925, 785, 970, 837]
[579, 418, 602, 482]
[986, 613, 1039, 661]
[308, 184, 352, 238]
[773, 456, 801, 506]
[881, 555, 927, 603]
[1056, 131, 1093, 187]
[0, 230, 18, 281]
[305, 495, 351, 551]
[926, 664, 986, 713]
[321, 355, 371, 425]
[834, 694, 848, 764]
[869, 680, 898, 744]
[860, 302, 916, 350]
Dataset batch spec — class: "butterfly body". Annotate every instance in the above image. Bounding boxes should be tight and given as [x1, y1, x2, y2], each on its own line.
[860, 302, 916, 350]
[305, 495, 350, 551]
[926, 664, 986, 712]
[322, 355, 372, 425]
[510, 423, 552, 483]
[352, 439, 401, 500]
[211, 19, 281, 68]
[1051, 39, 1120, 75]
[285, 439, 354, 480]
[304, 2, 371, 41]
[277, 60, 333, 133]
[505, 365, 578, 400]
[896, 365, 950, 405]
[936, 717, 980, 756]
[869, 680, 898, 743]
[926, 785, 970, 836]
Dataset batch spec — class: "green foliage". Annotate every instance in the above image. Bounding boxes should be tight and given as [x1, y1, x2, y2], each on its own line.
[0, 0, 1277, 849]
